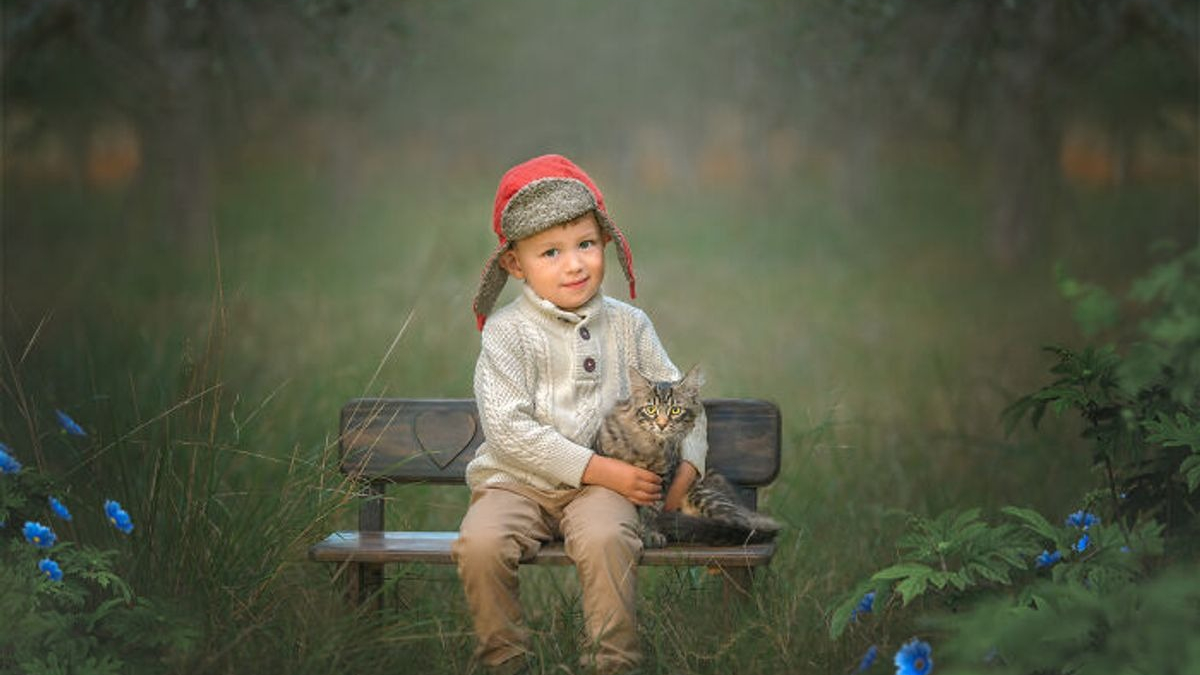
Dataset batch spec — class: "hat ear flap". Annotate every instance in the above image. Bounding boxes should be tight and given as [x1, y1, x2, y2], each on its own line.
[597, 213, 636, 300]
[473, 245, 511, 330]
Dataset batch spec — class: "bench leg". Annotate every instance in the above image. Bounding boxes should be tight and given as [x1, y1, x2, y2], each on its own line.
[347, 562, 384, 611]
[713, 565, 754, 602]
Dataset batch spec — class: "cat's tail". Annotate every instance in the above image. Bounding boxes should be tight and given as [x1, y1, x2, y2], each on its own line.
[654, 511, 781, 546]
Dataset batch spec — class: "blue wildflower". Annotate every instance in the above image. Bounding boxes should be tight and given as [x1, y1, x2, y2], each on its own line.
[48, 496, 72, 521]
[858, 644, 878, 672]
[55, 409, 87, 437]
[104, 499, 134, 534]
[894, 638, 934, 675]
[23, 521, 56, 548]
[0, 445, 21, 474]
[1074, 533, 1090, 553]
[1035, 549, 1062, 568]
[851, 591, 876, 621]
[38, 558, 63, 582]
[1065, 510, 1099, 530]
[1120, 545, 1131, 553]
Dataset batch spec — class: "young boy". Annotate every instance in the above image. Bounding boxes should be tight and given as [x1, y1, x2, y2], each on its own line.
[454, 154, 708, 674]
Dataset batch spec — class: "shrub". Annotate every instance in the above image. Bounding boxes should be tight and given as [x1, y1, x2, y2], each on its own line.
[0, 416, 197, 674]
[831, 244, 1199, 672]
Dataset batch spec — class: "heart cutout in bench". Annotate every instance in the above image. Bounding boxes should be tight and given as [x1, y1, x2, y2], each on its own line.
[414, 410, 477, 469]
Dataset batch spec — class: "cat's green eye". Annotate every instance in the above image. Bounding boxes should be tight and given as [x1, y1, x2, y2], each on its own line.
[643, 405, 658, 416]
[669, 406, 683, 416]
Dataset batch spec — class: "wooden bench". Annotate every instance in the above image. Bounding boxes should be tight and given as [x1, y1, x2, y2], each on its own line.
[309, 398, 781, 605]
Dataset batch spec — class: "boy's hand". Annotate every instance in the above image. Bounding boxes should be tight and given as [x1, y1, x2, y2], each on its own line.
[582, 454, 662, 506]
[663, 461, 699, 512]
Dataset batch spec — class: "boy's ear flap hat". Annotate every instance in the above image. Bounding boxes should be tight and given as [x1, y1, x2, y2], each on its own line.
[473, 154, 636, 330]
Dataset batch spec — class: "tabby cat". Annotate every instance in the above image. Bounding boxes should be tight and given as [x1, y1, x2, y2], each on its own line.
[594, 366, 781, 548]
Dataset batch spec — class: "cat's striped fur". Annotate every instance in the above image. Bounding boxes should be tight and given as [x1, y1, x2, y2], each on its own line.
[595, 367, 781, 547]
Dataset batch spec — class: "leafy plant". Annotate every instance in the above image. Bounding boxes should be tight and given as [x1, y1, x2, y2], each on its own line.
[829, 506, 1165, 641]
[932, 564, 1200, 675]
[0, 422, 197, 674]
[831, 508, 1035, 638]
[831, 244, 1198, 671]
[1004, 244, 1200, 532]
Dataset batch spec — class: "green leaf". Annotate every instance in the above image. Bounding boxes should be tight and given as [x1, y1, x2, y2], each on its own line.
[950, 507, 983, 532]
[895, 574, 930, 605]
[1002, 506, 1059, 540]
[1130, 257, 1184, 304]
[1001, 395, 1040, 434]
[829, 597, 856, 639]
[1032, 387, 1088, 404]
[951, 521, 989, 546]
[1144, 412, 1200, 450]
[929, 572, 950, 590]
[871, 563, 934, 581]
[974, 561, 1014, 585]
[829, 583, 884, 639]
[1180, 454, 1200, 493]
[948, 570, 971, 590]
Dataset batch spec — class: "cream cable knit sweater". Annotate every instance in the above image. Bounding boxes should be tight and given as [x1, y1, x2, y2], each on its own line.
[468, 284, 708, 491]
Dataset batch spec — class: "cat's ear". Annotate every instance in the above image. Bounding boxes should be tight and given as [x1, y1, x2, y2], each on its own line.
[679, 365, 706, 393]
[627, 367, 652, 394]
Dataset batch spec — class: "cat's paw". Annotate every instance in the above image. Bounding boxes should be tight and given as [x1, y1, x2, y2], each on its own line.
[642, 529, 668, 549]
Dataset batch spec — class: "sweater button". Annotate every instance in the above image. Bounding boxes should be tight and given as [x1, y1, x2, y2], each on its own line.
[583, 357, 596, 373]
[579, 327, 591, 340]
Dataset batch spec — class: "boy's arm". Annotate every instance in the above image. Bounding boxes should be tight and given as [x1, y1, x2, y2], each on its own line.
[581, 454, 662, 506]
[663, 460, 699, 511]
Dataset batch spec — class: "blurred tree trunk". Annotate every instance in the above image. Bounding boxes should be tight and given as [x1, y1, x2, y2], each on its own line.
[986, 0, 1061, 268]
[134, 1, 216, 253]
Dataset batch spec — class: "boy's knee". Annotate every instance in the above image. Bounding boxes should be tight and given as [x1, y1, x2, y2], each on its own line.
[454, 529, 525, 569]
[571, 517, 642, 560]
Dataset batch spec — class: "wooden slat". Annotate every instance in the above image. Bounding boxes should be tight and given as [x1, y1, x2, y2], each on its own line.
[339, 398, 780, 486]
[309, 531, 776, 568]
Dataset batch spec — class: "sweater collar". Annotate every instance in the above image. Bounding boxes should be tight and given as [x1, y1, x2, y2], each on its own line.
[520, 284, 604, 326]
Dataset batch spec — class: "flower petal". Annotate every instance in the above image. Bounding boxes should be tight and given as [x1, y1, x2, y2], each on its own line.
[55, 410, 88, 437]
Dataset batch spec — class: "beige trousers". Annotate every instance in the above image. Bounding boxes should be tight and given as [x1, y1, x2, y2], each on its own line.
[452, 484, 644, 672]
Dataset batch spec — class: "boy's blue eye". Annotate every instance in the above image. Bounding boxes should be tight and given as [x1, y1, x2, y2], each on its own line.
[542, 248, 559, 258]
[580, 240, 595, 250]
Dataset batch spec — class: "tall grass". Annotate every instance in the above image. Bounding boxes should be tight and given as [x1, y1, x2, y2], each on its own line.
[3, 156, 1191, 672]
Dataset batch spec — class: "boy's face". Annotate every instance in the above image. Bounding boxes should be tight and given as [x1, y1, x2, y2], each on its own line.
[500, 212, 607, 312]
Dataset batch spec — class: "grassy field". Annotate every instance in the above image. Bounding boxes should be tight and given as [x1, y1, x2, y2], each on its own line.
[2, 156, 1193, 673]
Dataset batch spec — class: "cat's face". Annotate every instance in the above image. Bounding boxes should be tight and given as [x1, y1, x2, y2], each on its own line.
[628, 366, 704, 440]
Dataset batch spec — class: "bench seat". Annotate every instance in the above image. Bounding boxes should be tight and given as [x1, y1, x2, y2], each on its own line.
[311, 530, 777, 567]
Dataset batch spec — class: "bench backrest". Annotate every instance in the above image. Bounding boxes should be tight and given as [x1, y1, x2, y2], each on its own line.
[340, 398, 780, 504]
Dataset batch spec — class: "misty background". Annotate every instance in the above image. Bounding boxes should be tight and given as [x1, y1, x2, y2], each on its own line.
[3, 0, 1197, 502]
[5, 0, 1195, 257]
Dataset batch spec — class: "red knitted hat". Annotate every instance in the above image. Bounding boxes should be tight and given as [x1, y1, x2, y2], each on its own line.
[473, 154, 636, 329]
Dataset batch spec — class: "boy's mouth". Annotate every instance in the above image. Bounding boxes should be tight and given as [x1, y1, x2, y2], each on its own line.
[563, 277, 590, 290]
